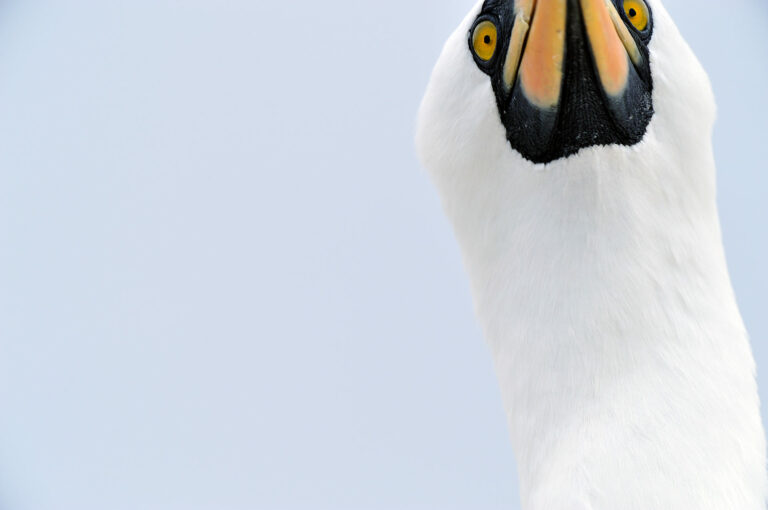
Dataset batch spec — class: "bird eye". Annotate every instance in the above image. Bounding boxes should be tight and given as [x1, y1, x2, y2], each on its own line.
[623, 0, 649, 32]
[471, 20, 498, 62]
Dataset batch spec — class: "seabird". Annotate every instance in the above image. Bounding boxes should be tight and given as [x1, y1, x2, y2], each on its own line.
[416, 0, 767, 508]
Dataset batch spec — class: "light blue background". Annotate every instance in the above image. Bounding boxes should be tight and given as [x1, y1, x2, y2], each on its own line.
[0, 1, 766, 509]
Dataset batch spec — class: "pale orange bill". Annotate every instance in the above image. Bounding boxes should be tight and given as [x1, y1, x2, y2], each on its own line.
[518, 0, 567, 109]
[502, 0, 537, 91]
[515, 0, 536, 17]
[579, 0, 631, 97]
[605, 0, 643, 66]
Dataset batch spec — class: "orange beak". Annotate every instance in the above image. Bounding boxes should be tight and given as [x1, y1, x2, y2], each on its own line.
[504, 0, 644, 108]
[479, 0, 654, 163]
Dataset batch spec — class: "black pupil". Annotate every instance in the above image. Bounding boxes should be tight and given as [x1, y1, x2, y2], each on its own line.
[484, 35, 492, 45]
[628, 7, 637, 17]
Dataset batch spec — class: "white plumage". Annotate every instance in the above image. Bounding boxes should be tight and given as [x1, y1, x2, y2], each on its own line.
[416, 1, 767, 508]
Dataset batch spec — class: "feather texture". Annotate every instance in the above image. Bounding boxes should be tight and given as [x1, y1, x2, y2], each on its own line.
[416, 1, 768, 508]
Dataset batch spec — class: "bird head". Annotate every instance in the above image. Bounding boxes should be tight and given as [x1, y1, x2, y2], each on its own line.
[417, 0, 715, 175]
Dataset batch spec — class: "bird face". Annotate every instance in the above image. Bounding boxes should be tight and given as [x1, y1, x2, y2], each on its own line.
[418, 0, 715, 187]
[468, 0, 654, 163]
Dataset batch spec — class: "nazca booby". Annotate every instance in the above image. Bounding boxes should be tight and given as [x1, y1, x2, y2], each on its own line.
[416, 0, 767, 508]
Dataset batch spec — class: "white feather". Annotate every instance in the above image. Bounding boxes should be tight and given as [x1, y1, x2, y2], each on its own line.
[416, 1, 767, 508]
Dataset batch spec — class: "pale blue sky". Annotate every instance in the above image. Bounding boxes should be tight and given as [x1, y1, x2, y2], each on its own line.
[0, 1, 766, 509]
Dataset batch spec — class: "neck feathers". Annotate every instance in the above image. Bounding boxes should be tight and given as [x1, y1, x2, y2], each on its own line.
[441, 154, 766, 508]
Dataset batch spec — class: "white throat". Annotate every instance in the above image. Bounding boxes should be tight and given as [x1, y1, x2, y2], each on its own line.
[416, 1, 767, 508]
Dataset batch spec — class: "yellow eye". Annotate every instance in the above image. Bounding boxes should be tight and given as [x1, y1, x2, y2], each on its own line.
[623, 0, 649, 31]
[472, 21, 498, 62]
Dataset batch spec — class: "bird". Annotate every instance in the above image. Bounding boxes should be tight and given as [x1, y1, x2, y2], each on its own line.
[415, 0, 767, 508]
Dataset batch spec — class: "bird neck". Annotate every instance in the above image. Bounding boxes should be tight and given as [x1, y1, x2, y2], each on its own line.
[438, 157, 766, 508]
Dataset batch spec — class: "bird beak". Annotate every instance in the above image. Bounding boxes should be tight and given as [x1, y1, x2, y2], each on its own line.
[503, 0, 643, 108]
[504, 0, 566, 109]
[578, 0, 644, 97]
[496, 0, 650, 161]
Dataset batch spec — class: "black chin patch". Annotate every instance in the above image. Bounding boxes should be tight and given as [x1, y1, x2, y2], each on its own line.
[473, 0, 654, 164]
